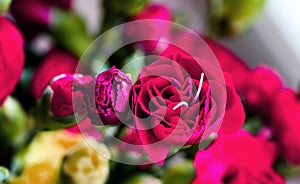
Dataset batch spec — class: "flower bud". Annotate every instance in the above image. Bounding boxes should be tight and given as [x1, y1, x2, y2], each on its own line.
[0, 0, 11, 13]
[84, 66, 132, 125]
[57, 139, 110, 184]
[0, 97, 30, 149]
[50, 74, 93, 117]
[208, 0, 266, 37]
[33, 74, 93, 130]
[0, 166, 10, 184]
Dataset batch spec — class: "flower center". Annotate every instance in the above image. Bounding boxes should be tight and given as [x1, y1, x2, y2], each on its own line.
[172, 73, 205, 110]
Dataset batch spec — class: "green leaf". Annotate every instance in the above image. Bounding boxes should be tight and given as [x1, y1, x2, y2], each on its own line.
[243, 116, 262, 135]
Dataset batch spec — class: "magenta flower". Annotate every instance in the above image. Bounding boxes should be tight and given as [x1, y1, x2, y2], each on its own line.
[84, 66, 132, 125]
[193, 130, 284, 184]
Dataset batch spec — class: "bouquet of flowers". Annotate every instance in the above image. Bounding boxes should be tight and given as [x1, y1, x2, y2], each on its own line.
[0, 0, 299, 183]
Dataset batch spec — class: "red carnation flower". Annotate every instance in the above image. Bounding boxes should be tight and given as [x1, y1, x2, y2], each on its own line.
[130, 53, 245, 164]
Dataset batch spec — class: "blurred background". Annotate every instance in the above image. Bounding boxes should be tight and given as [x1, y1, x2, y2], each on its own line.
[74, 0, 300, 88]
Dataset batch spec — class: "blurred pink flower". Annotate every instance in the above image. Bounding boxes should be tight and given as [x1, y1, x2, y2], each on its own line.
[0, 16, 24, 105]
[10, 0, 73, 39]
[126, 4, 172, 54]
[193, 130, 284, 184]
[270, 88, 300, 164]
[239, 66, 283, 115]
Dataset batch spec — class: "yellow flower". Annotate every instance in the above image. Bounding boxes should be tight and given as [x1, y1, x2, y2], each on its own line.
[10, 130, 110, 184]
[58, 139, 110, 184]
[10, 130, 82, 184]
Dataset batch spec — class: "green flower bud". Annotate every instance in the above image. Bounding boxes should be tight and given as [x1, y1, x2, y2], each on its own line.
[58, 139, 110, 184]
[124, 174, 161, 184]
[162, 160, 195, 184]
[208, 0, 266, 37]
[103, 0, 148, 17]
[0, 167, 10, 184]
[0, 97, 30, 149]
[50, 9, 92, 57]
[0, 0, 11, 14]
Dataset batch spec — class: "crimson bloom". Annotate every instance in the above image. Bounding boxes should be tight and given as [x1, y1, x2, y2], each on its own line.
[270, 88, 300, 164]
[31, 49, 78, 99]
[193, 130, 284, 184]
[0, 16, 24, 105]
[130, 52, 245, 163]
